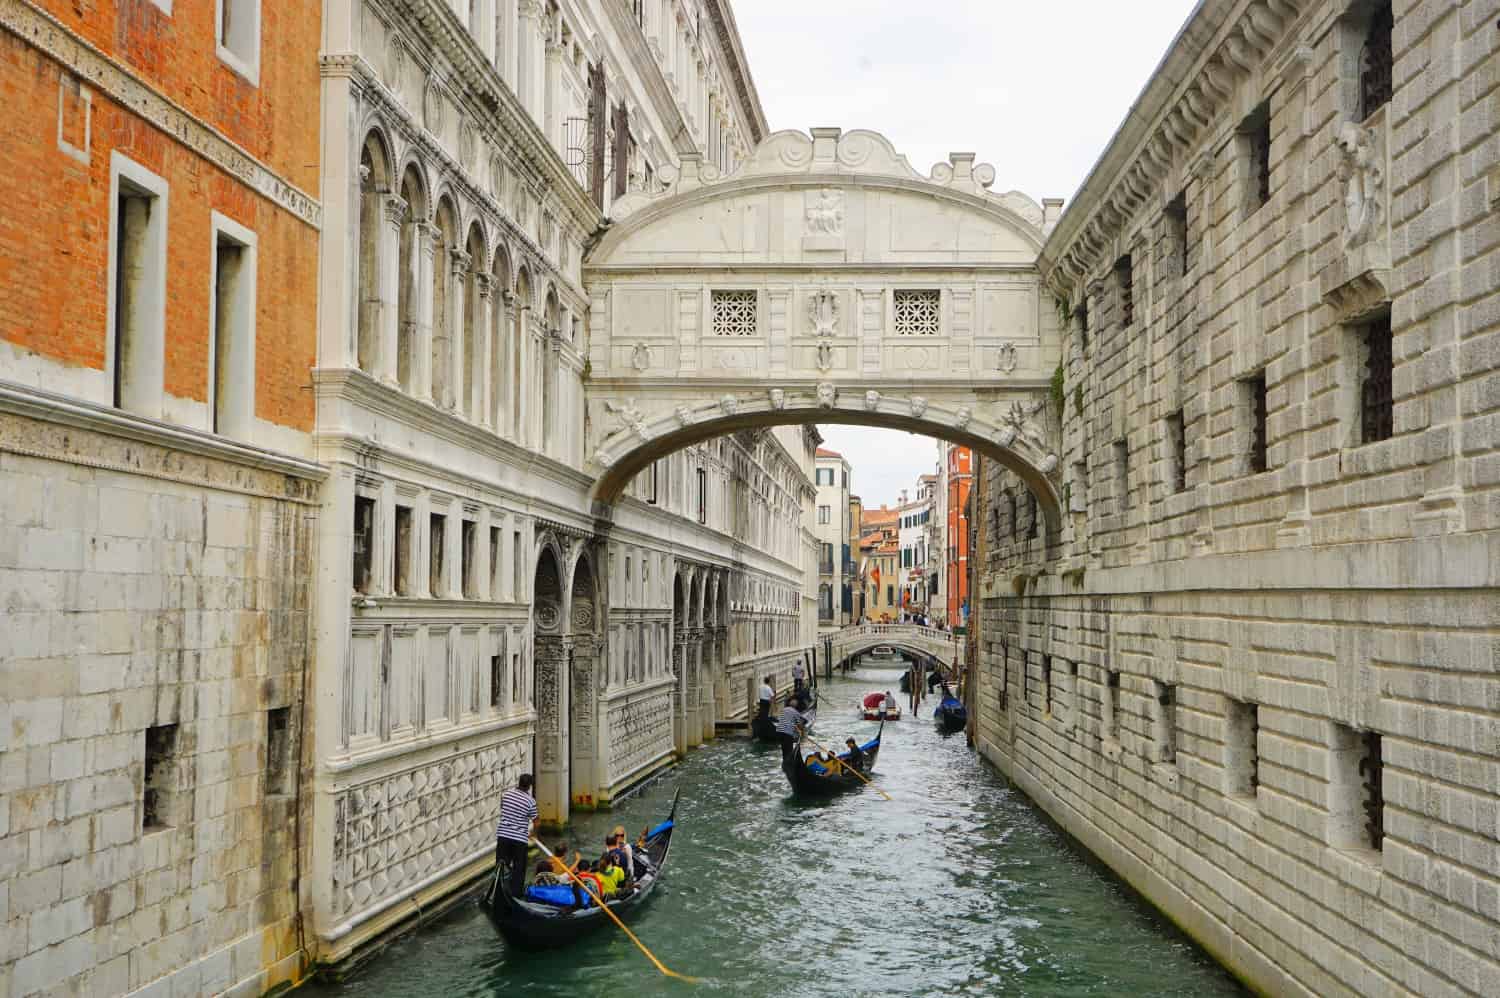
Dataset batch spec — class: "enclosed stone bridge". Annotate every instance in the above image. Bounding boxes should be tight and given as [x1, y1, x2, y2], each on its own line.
[582, 128, 1067, 523]
[827, 622, 961, 672]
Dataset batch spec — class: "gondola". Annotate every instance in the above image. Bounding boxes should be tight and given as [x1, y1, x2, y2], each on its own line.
[933, 695, 968, 734]
[857, 691, 901, 721]
[782, 721, 882, 797]
[752, 690, 817, 743]
[480, 790, 680, 950]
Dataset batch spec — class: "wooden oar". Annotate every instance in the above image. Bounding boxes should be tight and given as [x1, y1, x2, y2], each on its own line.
[531, 839, 700, 984]
[802, 731, 893, 802]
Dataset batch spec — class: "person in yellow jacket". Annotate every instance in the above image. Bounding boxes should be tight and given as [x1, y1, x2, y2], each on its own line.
[595, 854, 627, 898]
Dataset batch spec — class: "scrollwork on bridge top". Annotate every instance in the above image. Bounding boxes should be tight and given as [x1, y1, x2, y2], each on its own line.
[608, 128, 1045, 232]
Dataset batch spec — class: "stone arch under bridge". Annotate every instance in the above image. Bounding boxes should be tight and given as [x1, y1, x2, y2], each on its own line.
[583, 127, 1067, 523]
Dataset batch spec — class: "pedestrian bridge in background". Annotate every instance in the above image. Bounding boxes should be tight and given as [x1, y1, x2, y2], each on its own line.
[828, 623, 961, 671]
[582, 127, 1067, 528]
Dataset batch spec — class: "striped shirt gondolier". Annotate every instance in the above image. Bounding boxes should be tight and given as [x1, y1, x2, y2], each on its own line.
[495, 787, 537, 843]
[774, 705, 804, 737]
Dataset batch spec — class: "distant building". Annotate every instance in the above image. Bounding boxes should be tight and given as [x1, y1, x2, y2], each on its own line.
[814, 447, 852, 630]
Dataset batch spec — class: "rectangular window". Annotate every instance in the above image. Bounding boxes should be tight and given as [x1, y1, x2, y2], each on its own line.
[1041, 655, 1053, 714]
[1241, 101, 1272, 211]
[142, 723, 179, 831]
[210, 214, 256, 440]
[265, 706, 291, 797]
[1329, 723, 1384, 854]
[647, 462, 659, 504]
[1225, 699, 1260, 799]
[710, 289, 757, 335]
[461, 519, 478, 598]
[488, 525, 501, 597]
[393, 505, 413, 596]
[490, 653, 505, 709]
[893, 289, 941, 335]
[429, 513, 447, 595]
[352, 496, 376, 594]
[695, 467, 707, 523]
[1113, 439, 1130, 511]
[1114, 255, 1133, 327]
[1359, 3, 1393, 120]
[1242, 373, 1269, 474]
[818, 505, 830, 525]
[216, 0, 261, 84]
[1167, 410, 1187, 494]
[886, 584, 893, 605]
[1104, 670, 1121, 741]
[1357, 314, 1393, 444]
[842, 471, 849, 488]
[513, 530, 523, 600]
[1165, 192, 1189, 278]
[110, 154, 168, 417]
[1152, 681, 1177, 764]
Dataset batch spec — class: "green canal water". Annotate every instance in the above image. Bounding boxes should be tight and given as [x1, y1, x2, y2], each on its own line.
[301, 670, 1246, 997]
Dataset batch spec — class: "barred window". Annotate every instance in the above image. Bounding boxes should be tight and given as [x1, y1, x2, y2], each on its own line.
[893, 290, 941, 335]
[1114, 256, 1133, 327]
[1359, 3, 1393, 120]
[1241, 101, 1272, 211]
[1359, 314, 1393, 444]
[711, 290, 757, 335]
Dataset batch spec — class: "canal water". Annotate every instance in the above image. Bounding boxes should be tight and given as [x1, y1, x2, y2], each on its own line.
[301, 668, 1245, 997]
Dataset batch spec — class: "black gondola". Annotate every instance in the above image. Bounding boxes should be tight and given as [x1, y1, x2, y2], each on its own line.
[933, 696, 968, 734]
[781, 721, 882, 797]
[752, 691, 817, 743]
[480, 791, 680, 950]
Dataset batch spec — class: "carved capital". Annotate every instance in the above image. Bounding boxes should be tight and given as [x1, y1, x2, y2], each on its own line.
[382, 195, 408, 227]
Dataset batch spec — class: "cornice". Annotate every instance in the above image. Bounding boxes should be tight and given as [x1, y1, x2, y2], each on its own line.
[3, 0, 320, 228]
[342, 56, 588, 310]
[1040, 0, 1307, 294]
[389, 0, 603, 231]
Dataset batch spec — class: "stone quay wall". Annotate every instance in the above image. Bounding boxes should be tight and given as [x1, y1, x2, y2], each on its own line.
[973, 1, 1500, 996]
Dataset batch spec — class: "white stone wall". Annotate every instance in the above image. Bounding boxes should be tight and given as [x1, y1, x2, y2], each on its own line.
[977, 2, 1500, 996]
[0, 412, 319, 998]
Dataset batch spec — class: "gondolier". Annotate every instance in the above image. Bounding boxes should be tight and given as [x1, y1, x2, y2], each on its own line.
[774, 698, 806, 762]
[792, 658, 807, 696]
[495, 773, 539, 898]
[757, 675, 774, 720]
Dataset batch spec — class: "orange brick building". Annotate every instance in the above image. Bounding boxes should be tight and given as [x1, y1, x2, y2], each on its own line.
[945, 445, 973, 629]
[0, 3, 322, 995]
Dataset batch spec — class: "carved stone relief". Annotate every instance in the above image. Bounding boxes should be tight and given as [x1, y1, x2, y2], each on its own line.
[816, 383, 837, 409]
[997, 341, 1018, 373]
[423, 76, 445, 134]
[631, 342, 651, 371]
[807, 289, 840, 336]
[1335, 121, 1383, 250]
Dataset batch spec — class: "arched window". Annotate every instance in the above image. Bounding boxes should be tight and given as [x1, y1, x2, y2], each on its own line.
[356, 133, 391, 373]
[395, 165, 428, 393]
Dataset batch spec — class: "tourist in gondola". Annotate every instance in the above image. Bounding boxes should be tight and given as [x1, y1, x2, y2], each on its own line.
[495, 773, 539, 898]
[775, 696, 807, 762]
[608, 825, 635, 880]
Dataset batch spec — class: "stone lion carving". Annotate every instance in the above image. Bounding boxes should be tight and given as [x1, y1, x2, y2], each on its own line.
[768, 388, 787, 410]
[816, 383, 837, 409]
[805, 189, 844, 235]
[864, 390, 881, 411]
[1335, 120, 1383, 250]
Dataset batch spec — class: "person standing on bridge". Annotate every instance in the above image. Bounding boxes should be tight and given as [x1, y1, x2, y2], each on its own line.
[495, 773, 538, 898]
[774, 697, 807, 763]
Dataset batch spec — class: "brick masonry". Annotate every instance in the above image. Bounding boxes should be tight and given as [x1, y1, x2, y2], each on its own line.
[974, 2, 1500, 996]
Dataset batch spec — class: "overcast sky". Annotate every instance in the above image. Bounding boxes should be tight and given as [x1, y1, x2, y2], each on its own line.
[731, 0, 1197, 507]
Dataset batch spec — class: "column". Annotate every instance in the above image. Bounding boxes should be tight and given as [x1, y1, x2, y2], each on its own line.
[415, 222, 438, 403]
[497, 291, 515, 438]
[474, 273, 493, 426]
[672, 630, 687, 756]
[477, 0, 495, 62]
[517, 307, 532, 450]
[570, 637, 598, 809]
[500, 512, 516, 602]
[446, 248, 469, 412]
[498, 0, 518, 86]
[445, 496, 463, 599]
[685, 630, 703, 749]
[476, 507, 492, 601]
[544, 26, 564, 156]
[378, 196, 407, 385]
[534, 635, 570, 827]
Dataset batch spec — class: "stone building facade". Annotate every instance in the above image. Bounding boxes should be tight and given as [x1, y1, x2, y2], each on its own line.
[0, 2, 323, 996]
[973, 1, 1500, 996]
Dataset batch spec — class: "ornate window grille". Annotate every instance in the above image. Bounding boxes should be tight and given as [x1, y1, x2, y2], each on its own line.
[893, 290, 941, 335]
[1359, 3, 1393, 120]
[1360, 314, 1394, 443]
[710, 290, 758, 335]
[1114, 256, 1133, 326]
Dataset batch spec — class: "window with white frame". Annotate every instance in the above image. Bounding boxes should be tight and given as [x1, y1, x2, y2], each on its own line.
[109, 153, 168, 419]
[216, 0, 260, 84]
[893, 290, 940, 335]
[711, 290, 757, 335]
[210, 213, 256, 440]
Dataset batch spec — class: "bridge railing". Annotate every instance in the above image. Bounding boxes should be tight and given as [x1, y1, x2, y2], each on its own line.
[828, 622, 956, 649]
